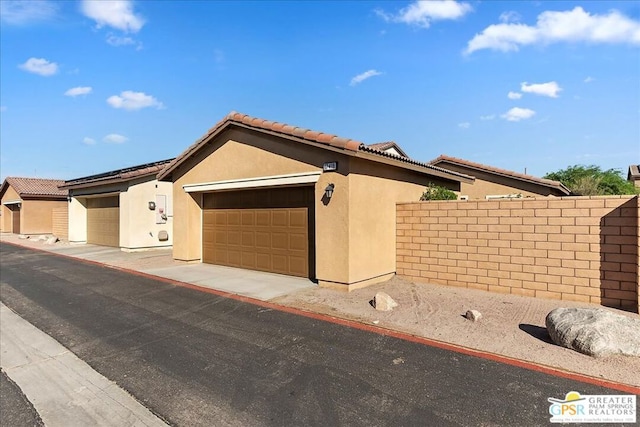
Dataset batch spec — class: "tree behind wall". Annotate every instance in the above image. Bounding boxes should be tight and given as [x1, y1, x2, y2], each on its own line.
[544, 165, 638, 196]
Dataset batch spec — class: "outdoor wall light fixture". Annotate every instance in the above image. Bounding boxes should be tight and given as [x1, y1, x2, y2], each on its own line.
[148, 201, 156, 210]
[324, 183, 335, 199]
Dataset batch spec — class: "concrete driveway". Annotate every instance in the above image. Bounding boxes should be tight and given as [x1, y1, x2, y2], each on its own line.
[4, 236, 315, 301]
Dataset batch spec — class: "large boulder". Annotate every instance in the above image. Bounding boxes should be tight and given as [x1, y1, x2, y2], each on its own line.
[545, 307, 640, 357]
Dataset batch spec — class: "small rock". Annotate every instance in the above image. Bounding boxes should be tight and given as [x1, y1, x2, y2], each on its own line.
[37, 235, 48, 241]
[18, 235, 29, 239]
[393, 357, 405, 365]
[45, 236, 58, 245]
[546, 307, 640, 357]
[465, 309, 482, 322]
[373, 292, 398, 311]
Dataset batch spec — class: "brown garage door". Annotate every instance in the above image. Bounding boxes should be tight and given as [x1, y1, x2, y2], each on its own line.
[203, 187, 314, 278]
[87, 196, 119, 247]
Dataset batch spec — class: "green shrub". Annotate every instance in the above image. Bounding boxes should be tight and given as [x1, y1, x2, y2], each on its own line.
[420, 183, 458, 201]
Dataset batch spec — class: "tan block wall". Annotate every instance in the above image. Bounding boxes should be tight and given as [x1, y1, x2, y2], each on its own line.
[20, 200, 67, 235]
[397, 196, 639, 312]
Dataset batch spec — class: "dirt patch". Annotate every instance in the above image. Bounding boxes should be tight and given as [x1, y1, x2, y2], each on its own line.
[273, 276, 640, 388]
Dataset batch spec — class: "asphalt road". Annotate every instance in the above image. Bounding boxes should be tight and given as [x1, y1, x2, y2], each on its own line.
[0, 243, 634, 426]
[0, 369, 44, 427]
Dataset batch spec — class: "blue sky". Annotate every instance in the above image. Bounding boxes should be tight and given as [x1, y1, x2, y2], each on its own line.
[1, 0, 639, 181]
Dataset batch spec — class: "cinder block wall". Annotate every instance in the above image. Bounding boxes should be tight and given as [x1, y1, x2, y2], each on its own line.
[397, 196, 639, 313]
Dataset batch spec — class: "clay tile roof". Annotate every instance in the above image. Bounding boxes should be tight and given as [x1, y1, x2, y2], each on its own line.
[1, 177, 67, 199]
[157, 111, 474, 183]
[429, 155, 571, 195]
[61, 158, 174, 189]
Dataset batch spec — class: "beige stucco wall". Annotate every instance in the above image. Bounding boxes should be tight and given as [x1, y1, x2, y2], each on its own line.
[1, 185, 21, 233]
[68, 178, 173, 250]
[120, 177, 173, 250]
[168, 128, 463, 289]
[347, 158, 456, 287]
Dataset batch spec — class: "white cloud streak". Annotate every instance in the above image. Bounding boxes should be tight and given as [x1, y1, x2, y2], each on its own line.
[65, 86, 93, 97]
[584, 76, 595, 83]
[350, 69, 383, 86]
[521, 81, 562, 98]
[80, 0, 144, 33]
[465, 7, 640, 54]
[106, 91, 164, 110]
[480, 114, 495, 120]
[376, 0, 472, 28]
[103, 134, 128, 144]
[82, 137, 96, 145]
[507, 91, 522, 100]
[19, 57, 58, 76]
[0, 0, 58, 25]
[501, 107, 536, 122]
[458, 122, 470, 129]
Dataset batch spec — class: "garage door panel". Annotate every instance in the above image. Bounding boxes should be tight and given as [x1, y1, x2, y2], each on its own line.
[256, 211, 270, 226]
[290, 233, 307, 251]
[227, 230, 241, 246]
[202, 188, 312, 277]
[87, 196, 119, 247]
[255, 232, 270, 248]
[290, 211, 306, 227]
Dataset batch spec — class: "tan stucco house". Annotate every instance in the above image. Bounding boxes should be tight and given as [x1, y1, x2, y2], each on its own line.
[158, 111, 474, 290]
[628, 165, 640, 188]
[0, 177, 68, 237]
[61, 159, 174, 251]
[429, 155, 570, 199]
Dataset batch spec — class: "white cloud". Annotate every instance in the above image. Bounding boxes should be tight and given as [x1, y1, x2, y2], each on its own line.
[106, 34, 142, 49]
[82, 137, 96, 145]
[19, 57, 58, 76]
[350, 69, 383, 86]
[0, 0, 58, 25]
[521, 81, 562, 98]
[584, 76, 595, 83]
[80, 0, 144, 33]
[499, 11, 521, 24]
[106, 91, 164, 110]
[466, 7, 640, 54]
[501, 107, 536, 122]
[507, 91, 522, 100]
[65, 86, 93, 97]
[376, 0, 472, 28]
[480, 114, 495, 120]
[103, 134, 128, 144]
[458, 122, 470, 129]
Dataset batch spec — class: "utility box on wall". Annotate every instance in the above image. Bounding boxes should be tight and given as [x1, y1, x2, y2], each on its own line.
[155, 195, 167, 224]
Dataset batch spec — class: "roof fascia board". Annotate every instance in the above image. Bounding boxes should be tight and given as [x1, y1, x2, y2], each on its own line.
[2, 199, 22, 205]
[183, 171, 322, 193]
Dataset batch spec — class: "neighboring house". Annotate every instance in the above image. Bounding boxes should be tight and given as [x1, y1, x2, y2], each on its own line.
[628, 165, 640, 188]
[429, 155, 570, 199]
[366, 141, 409, 158]
[157, 111, 473, 290]
[0, 177, 68, 237]
[60, 159, 174, 250]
